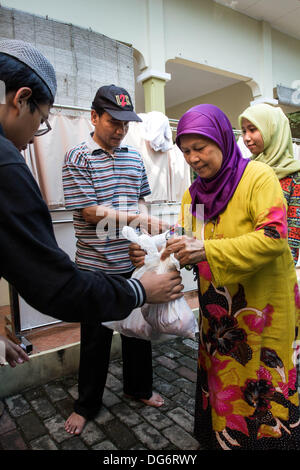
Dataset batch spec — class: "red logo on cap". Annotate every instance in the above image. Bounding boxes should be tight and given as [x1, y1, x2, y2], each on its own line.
[116, 94, 131, 107]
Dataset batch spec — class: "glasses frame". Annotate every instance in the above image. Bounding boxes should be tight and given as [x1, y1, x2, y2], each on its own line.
[31, 99, 52, 136]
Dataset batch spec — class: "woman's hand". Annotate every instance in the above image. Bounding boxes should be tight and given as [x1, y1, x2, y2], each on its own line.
[129, 243, 146, 268]
[0, 335, 30, 368]
[161, 235, 206, 266]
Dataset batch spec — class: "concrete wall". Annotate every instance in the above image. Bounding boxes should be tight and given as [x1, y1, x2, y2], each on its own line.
[167, 81, 253, 129]
[0, 279, 9, 307]
[1, 0, 149, 64]
[3, 0, 300, 105]
[0, 5, 135, 108]
[163, 0, 261, 81]
[272, 29, 300, 89]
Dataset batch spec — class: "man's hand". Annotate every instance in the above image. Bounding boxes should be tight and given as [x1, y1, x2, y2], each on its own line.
[138, 214, 170, 236]
[140, 271, 184, 304]
[129, 243, 146, 268]
[82, 205, 169, 237]
[161, 235, 206, 266]
[0, 335, 30, 368]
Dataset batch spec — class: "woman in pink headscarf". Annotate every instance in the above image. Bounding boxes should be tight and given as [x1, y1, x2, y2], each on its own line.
[131, 104, 300, 450]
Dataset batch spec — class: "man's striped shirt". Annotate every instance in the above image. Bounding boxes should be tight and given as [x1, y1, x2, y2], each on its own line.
[62, 133, 151, 273]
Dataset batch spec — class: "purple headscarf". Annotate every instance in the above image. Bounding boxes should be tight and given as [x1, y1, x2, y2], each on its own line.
[176, 104, 249, 221]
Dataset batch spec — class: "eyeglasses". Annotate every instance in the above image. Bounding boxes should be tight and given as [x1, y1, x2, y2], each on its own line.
[31, 99, 52, 136]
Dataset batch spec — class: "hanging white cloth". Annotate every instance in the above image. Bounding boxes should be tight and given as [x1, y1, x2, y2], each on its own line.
[123, 113, 190, 202]
[293, 143, 300, 161]
[22, 111, 190, 208]
[237, 135, 251, 159]
[139, 111, 173, 152]
[168, 144, 191, 202]
[22, 113, 93, 208]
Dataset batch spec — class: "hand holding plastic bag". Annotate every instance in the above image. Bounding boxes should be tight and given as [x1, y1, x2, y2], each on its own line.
[102, 226, 199, 341]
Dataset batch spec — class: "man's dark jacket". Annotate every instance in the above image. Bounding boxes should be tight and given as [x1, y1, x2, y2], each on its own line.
[0, 126, 145, 324]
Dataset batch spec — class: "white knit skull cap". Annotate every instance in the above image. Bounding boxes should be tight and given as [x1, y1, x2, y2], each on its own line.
[0, 38, 57, 99]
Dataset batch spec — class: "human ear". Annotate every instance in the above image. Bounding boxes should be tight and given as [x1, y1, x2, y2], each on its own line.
[91, 109, 99, 126]
[12, 87, 32, 112]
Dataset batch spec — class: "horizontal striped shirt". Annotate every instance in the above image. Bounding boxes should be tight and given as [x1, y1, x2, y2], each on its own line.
[62, 133, 151, 273]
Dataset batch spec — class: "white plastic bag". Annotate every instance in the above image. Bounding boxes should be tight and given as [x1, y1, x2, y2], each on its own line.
[103, 226, 199, 341]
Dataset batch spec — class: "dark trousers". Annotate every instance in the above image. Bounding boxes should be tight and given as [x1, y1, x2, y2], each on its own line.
[74, 271, 153, 420]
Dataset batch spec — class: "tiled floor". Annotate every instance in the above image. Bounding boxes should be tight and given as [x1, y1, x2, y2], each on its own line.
[0, 289, 201, 453]
[0, 336, 201, 452]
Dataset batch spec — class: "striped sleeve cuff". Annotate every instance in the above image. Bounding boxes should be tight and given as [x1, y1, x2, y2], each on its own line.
[127, 279, 146, 307]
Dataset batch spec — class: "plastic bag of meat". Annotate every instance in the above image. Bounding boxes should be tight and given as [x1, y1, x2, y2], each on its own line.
[102, 226, 199, 341]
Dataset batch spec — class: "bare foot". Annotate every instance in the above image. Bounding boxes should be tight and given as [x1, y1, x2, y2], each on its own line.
[64, 412, 87, 435]
[125, 391, 164, 408]
[141, 391, 164, 407]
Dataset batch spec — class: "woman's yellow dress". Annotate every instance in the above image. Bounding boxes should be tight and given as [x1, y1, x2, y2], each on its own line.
[181, 161, 300, 450]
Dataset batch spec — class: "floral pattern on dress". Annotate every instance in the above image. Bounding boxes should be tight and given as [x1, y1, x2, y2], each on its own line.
[187, 165, 300, 450]
[256, 203, 288, 239]
[196, 276, 300, 450]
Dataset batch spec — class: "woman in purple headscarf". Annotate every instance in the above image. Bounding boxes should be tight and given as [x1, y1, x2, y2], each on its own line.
[160, 104, 300, 450]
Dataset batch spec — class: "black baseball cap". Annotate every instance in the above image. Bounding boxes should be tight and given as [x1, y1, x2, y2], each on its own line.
[92, 84, 142, 122]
